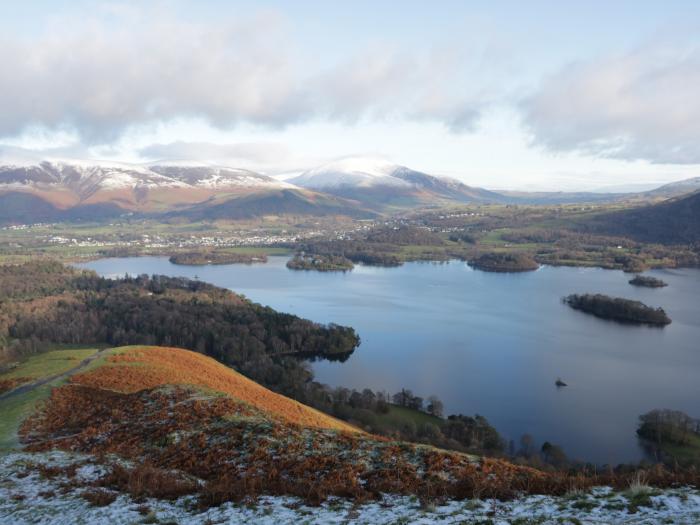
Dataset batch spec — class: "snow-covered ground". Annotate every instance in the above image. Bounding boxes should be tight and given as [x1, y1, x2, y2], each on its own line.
[2, 452, 700, 524]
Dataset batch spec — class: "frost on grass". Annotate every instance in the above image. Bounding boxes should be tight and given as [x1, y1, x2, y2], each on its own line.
[2, 452, 700, 525]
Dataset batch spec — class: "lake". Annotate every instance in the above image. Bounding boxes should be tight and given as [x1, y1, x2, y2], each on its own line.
[77, 256, 700, 464]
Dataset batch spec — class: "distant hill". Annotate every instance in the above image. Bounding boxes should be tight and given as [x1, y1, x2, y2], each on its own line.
[289, 157, 504, 208]
[644, 177, 700, 198]
[2, 159, 698, 224]
[497, 176, 700, 205]
[0, 161, 294, 216]
[496, 190, 626, 205]
[170, 188, 376, 220]
[0, 191, 126, 223]
[582, 191, 700, 244]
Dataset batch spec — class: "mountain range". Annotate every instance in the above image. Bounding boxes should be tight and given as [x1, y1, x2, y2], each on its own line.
[0, 158, 699, 223]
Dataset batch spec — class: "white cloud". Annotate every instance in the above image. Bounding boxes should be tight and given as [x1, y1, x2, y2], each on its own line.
[313, 45, 487, 131]
[0, 7, 489, 143]
[138, 141, 307, 172]
[522, 44, 700, 164]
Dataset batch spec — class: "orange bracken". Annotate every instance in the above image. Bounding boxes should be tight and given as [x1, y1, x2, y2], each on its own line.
[71, 346, 358, 433]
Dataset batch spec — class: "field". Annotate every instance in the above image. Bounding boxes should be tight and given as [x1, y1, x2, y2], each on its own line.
[383, 405, 444, 428]
[1, 347, 101, 383]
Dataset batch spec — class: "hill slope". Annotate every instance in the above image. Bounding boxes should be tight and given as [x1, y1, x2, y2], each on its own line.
[170, 187, 376, 220]
[583, 191, 700, 244]
[70, 345, 356, 432]
[16, 345, 561, 504]
[0, 161, 295, 217]
[644, 177, 700, 198]
[13, 344, 699, 515]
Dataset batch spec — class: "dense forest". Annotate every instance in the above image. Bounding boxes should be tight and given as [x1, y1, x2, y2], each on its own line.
[629, 275, 668, 288]
[0, 261, 359, 394]
[286, 253, 354, 272]
[469, 252, 539, 272]
[564, 294, 672, 326]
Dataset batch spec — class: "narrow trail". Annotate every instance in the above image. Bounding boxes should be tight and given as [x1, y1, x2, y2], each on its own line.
[0, 348, 110, 402]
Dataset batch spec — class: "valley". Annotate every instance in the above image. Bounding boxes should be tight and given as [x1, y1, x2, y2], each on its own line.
[1, 156, 699, 525]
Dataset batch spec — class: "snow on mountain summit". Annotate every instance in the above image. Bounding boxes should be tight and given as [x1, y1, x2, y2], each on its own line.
[290, 157, 412, 189]
[0, 161, 292, 194]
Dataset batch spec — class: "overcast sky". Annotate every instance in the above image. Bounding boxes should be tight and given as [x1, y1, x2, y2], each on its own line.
[0, 0, 699, 190]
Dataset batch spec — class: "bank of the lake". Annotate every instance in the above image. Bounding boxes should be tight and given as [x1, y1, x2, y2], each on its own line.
[77, 256, 700, 465]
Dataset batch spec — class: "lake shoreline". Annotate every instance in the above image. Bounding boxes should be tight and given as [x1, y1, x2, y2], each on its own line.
[76, 256, 700, 465]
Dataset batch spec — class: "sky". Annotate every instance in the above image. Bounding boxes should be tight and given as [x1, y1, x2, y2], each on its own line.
[0, 0, 699, 190]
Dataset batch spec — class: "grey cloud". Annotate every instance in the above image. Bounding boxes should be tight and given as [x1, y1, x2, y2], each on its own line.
[0, 10, 308, 141]
[522, 46, 700, 164]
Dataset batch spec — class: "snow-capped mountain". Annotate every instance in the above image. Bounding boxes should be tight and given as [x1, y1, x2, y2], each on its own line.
[289, 158, 413, 189]
[289, 157, 504, 206]
[0, 161, 294, 211]
[147, 165, 294, 189]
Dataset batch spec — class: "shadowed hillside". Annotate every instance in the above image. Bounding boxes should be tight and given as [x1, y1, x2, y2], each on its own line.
[582, 191, 700, 245]
[169, 188, 376, 220]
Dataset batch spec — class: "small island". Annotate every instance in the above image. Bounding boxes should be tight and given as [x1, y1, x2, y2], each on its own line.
[169, 251, 268, 266]
[286, 253, 354, 272]
[564, 293, 671, 326]
[469, 253, 539, 273]
[629, 275, 668, 288]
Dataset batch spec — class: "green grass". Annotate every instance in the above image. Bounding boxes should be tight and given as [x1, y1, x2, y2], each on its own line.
[660, 433, 700, 465]
[1, 347, 101, 381]
[383, 405, 444, 428]
[0, 378, 64, 450]
[0, 346, 109, 451]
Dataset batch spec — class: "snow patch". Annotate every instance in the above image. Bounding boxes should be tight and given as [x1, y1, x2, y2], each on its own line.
[2, 452, 700, 525]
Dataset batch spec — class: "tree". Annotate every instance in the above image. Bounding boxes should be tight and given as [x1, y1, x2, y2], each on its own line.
[408, 395, 424, 411]
[427, 395, 444, 417]
[519, 433, 535, 458]
[392, 389, 413, 407]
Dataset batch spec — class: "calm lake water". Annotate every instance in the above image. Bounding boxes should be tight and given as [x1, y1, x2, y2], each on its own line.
[77, 256, 700, 464]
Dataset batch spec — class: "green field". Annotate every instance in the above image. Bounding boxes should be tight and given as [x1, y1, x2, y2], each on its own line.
[384, 405, 444, 428]
[0, 379, 62, 450]
[1, 347, 101, 381]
